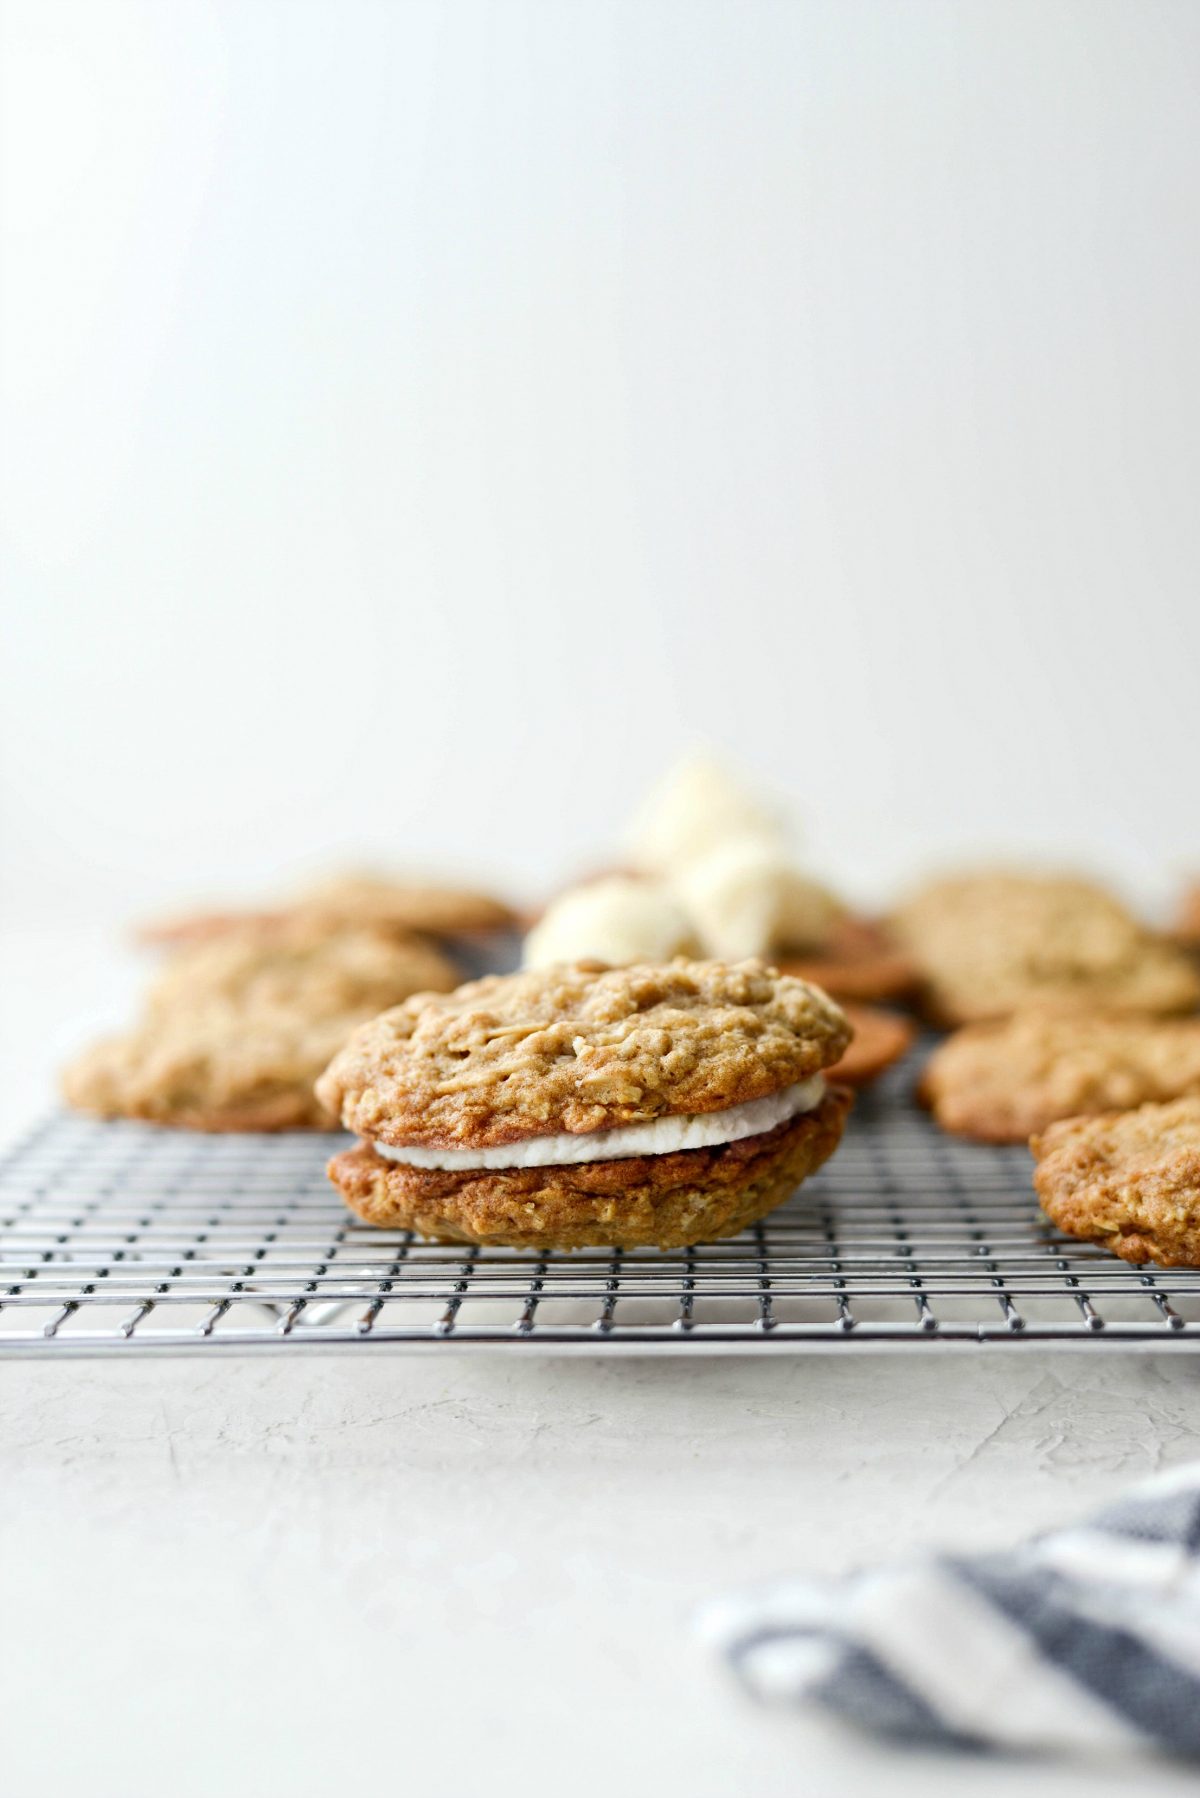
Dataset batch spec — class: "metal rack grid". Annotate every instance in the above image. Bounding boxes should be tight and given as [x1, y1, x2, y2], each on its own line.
[3, 1061, 1199, 1353]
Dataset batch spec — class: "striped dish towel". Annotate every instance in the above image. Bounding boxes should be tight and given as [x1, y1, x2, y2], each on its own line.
[699, 1464, 1200, 1757]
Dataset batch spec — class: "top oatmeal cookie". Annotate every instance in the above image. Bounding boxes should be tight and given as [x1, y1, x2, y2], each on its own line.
[891, 871, 1200, 1024]
[316, 958, 851, 1150]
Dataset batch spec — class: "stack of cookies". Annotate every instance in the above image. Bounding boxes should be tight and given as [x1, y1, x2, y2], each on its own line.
[65, 870, 518, 1132]
[57, 786, 1200, 1270]
[63, 848, 861, 1249]
[63, 919, 461, 1130]
[892, 868, 1200, 1266]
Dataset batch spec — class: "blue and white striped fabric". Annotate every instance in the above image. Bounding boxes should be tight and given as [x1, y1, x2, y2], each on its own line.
[700, 1464, 1200, 1757]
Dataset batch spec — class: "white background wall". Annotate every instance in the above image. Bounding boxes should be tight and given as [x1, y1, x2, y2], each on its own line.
[3, 0, 1199, 927]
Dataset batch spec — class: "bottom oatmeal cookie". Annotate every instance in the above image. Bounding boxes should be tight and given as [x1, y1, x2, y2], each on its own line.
[329, 1086, 852, 1250]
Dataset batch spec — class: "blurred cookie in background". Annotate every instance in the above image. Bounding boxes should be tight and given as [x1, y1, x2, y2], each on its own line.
[826, 1004, 916, 1087]
[776, 915, 916, 1004]
[137, 905, 286, 947]
[920, 1009, 1200, 1143]
[143, 918, 456, 1017]
[63, 921, 458, 1131]
[1174, 881, 1200, 947]
[291, 871, 517, 939]
[891, 870, 1200, 1025]
[139, 868, 518, 951]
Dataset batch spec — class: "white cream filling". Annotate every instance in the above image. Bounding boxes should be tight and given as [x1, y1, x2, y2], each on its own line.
[371, 1075, 826, 1171]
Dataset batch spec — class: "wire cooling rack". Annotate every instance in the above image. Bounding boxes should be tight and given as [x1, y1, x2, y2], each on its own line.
[2, 1060, 1199, 1354]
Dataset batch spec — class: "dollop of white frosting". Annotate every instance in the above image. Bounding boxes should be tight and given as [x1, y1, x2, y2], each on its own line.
[675, 835, 843, 960]
[371, 1075, 825, 1170]
[523, 876, 697, 970]
[625, 753, 784, 875]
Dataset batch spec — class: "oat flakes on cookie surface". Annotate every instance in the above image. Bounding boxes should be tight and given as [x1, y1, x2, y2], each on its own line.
[921, 1010, 1200, 1142]
[891, 870, 1200, 1024]
[1033, 1097, 1200, 1267]
[319, 958, 853, 1250]
[62, 922, 458, 1132]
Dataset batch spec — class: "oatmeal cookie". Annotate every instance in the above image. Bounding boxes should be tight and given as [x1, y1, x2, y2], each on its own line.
[146, 919, 456, 1017]
[62, 923, 457, 1131]
[921, 1010, 1200, 1142]
[319, 957, 853, 1248]
[1033, 1097, 1200, 1266]
[317, 957, 851, 1150]
[1174, 884, 1200, 947]
[891, 871, 1199, 1024]
[329, 1087, 852, 1250]
[139, 871, 516, 948]
[827, 1004, 915, 1087]
[777, 916, 917, 1003]
[292, 871, 516, 938]
[64, 1009, 369, 1132]
[136, 907, 287, 948]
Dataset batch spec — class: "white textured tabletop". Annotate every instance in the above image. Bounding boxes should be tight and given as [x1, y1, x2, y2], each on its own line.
[3, 930, 1199, 1797]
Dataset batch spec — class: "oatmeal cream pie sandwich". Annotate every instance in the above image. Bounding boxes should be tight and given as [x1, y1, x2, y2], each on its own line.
[317, 959, 853, 1250]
